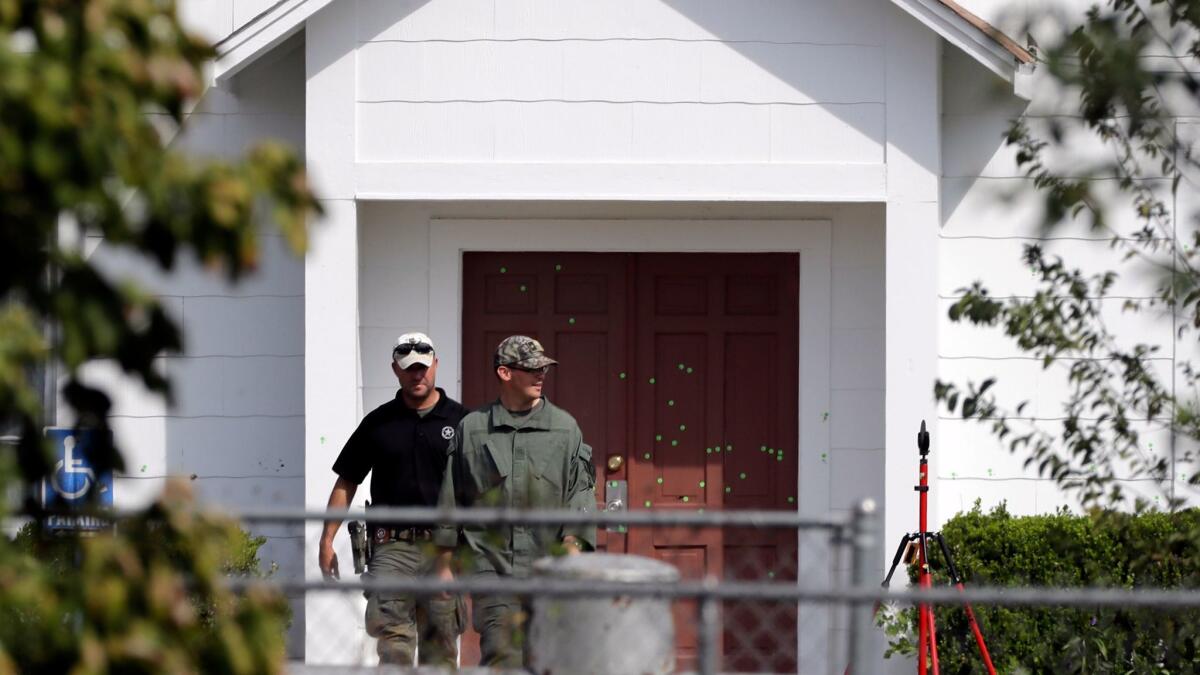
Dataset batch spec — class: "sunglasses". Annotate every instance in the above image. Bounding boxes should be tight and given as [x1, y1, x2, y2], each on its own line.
[507, 365, 550, 375]
[394, 343, 434, 356]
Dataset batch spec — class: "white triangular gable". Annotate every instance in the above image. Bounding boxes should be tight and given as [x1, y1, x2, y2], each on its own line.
[212, 0, 1034, 86]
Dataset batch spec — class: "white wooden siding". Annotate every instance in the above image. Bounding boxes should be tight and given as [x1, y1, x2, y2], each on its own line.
[938, 45, 1187, 522]
[353, 0, 887, 166]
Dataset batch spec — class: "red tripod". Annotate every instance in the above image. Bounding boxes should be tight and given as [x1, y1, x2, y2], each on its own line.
[880, 421, 997, 675]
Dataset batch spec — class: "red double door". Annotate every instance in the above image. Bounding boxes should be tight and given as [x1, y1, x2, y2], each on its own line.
[461, 252, 799, 672]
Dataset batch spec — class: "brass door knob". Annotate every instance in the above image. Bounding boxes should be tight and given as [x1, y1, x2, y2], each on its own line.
[606, 455, 624, 472]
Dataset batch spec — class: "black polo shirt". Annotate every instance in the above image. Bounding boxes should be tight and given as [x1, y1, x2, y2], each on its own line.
[332, 388, 467, 518]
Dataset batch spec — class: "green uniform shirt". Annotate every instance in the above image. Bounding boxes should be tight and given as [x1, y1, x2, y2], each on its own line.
[434, 398, 597, 576]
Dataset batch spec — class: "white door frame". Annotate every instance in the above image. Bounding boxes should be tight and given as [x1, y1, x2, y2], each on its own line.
[428, 217, 834, 671]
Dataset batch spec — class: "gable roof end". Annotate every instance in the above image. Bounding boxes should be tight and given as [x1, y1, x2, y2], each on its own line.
[889, 0, 1034, 87]
[211, 0, 334, 84]
[212, 0, 1036, 92]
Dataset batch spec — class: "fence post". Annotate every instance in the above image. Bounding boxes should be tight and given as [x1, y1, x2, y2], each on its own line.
[847, 498, 879, 674]
[696, 581, 720, 675]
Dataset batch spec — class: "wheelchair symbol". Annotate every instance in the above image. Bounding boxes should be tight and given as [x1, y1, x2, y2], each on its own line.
[51, 436, 96, 500]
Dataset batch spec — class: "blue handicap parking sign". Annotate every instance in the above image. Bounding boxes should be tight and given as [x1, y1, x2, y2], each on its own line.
[39, 428, 113, 531]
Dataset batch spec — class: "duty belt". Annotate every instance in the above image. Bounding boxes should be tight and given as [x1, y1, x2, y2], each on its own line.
[371, 525, 434, 545]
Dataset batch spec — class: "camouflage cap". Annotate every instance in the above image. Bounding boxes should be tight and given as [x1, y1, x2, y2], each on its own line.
[494, 335, 558, 369]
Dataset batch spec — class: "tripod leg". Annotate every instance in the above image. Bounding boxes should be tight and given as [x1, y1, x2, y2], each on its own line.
[933, 534, 997, 675]
[925, 591, 941, 675]
[881, 533, 915, 589]
[917, 601, 929, 675]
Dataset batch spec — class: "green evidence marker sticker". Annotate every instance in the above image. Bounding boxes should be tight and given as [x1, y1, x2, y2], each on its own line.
[739, 472, 747, 480]
[655, 434, 662, 442]
[644, 452, 652, 460]
[644, 500, 652, 508]
[667, 400, 675, 406]
[706, 447, 712, 454]
[679, 424, 686, 431]
[649, 377, 656, 384]
[619, 372, 626, 379]
[699, 481, 706, 488]
[500, 267, 507, 273]
[776, 454, 783, 462]
[725, 486, 732, 493]
[760, 445, 767, 452]
[519, 285, 527, 292]
[568, 317, 576, 325]
[682, 496, 690, 503]
[671, 440, 678, 446]
[787, 496, 795, 504]
[555, 264, 562, 271]
[678, 363, 685, 370]
[657, 477, 664, 485]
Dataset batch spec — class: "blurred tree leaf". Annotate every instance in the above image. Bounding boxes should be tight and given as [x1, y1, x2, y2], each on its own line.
[0, 1, 320, 672]
[0, 0, 320, 484]
[939, 0, 1200, 511]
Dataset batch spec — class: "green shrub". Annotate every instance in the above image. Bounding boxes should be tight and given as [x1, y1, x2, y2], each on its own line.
[882, 502, 1200, 674]
[0, 480, 290, 674]
[11, 518, 274, 579]
[9, 511, 284, 632]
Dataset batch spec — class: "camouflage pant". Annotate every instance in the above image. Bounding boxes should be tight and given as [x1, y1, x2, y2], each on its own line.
[472, 573, 531, 669]
[364, 540, 464, 666]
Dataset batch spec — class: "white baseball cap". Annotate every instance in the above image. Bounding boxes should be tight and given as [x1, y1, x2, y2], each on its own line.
[393, 332, 435, 369]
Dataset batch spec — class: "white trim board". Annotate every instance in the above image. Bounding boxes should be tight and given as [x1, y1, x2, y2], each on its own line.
[356, 163, 886, 203]
[426, 217, 834, 669]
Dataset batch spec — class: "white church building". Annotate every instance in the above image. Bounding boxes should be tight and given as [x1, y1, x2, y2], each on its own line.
[77, 0, 1188, 669]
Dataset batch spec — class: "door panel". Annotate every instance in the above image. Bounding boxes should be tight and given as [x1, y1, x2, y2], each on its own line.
[461, 251, 798, 672]
[461, 253, 632, 667]
[628, 253, 798, 672]
[462, 251, 630, 530]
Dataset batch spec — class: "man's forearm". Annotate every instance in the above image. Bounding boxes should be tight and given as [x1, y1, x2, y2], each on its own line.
[322, 477, 357, 544]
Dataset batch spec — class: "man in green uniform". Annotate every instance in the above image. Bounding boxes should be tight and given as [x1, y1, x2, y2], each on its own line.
[435, 335, 597, 668]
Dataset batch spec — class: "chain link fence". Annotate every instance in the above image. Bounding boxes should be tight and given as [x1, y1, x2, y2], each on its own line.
[20, 502, 1200, 673]
[233, 504, 876, 674]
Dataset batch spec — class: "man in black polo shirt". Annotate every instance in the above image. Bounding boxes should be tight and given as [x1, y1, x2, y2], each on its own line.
[317, 332, 467, 666]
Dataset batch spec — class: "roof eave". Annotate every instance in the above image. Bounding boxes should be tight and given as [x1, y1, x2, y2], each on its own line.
[212, 0, 332, 85]
[212, 0, 1037, 96]
[890, 0, 1035, 97]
